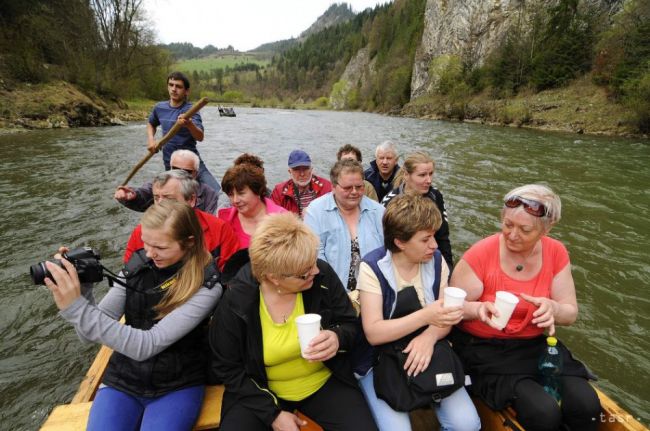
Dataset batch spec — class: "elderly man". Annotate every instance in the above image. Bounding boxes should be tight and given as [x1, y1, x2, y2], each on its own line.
[115, 149, 220, 214]
[123, 170, 239, 271]
[364, 140, 400, 202]
[271, 149, 332, 217]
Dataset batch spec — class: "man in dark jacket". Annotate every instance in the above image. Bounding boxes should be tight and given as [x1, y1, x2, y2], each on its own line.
[364, 141, 400, 202]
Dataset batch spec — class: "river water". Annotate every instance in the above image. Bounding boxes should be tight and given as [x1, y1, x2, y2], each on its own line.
[0, 107, 647, 429]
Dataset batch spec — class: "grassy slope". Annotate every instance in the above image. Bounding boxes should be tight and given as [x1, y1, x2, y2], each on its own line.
[0, 77, 643, 138]
[404, 76, 640, 137]
[174, 54, 270, 74]
[0, 81, 149, 130]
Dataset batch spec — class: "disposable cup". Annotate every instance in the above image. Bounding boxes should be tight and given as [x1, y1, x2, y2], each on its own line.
[295, 313, 322, 357]
[443, 287, 467, 308]
[491, 291, 519, 330]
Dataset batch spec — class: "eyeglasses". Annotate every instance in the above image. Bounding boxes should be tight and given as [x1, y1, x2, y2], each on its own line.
[504, 196, 547, 217]
[336, 183, 365, 193]
[171, 166, 195, 176]
[281, 264, 317, 280]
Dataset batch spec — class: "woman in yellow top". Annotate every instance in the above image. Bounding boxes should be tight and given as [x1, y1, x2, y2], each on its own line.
[209, 213, 378, 431]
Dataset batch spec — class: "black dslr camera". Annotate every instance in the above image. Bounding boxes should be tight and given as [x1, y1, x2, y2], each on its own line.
[30, 247, 104, 285]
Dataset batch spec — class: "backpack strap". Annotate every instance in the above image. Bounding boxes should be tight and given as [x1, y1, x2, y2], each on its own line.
[431, 249, 442, 299]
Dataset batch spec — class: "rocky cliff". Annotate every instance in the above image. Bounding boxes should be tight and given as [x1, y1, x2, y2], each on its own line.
[410, 0, 623, 100]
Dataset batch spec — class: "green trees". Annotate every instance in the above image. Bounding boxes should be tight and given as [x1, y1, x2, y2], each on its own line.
[593, 0, 650, 131]
[0, 0, 169, 99]
[267, 0, 425, 110]
[482, 0, 599, 95]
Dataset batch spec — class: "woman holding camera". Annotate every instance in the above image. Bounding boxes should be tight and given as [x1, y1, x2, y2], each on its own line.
[44, 200, 222, 430]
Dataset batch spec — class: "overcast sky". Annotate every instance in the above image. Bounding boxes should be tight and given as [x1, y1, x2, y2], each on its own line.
[143, 0, 388, 52]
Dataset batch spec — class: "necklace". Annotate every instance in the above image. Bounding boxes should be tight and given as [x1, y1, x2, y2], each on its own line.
[512, 242, 539, 272]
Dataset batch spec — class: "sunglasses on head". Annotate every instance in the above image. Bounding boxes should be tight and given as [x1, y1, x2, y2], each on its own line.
[504, 196, 547, 217]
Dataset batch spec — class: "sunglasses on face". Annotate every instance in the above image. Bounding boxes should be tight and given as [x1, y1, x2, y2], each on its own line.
[504, 196, 547, 217]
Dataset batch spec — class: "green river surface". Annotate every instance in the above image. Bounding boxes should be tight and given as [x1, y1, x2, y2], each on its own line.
[0, 107, 647, 429]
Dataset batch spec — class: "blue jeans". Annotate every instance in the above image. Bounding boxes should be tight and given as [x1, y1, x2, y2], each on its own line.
[87, 385, 205, 431]
[358, 369, 481, 431]
[197, 160, 221, 194]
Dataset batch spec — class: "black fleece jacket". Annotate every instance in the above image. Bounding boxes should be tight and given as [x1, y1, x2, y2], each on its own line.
[208, 259, 359, 426]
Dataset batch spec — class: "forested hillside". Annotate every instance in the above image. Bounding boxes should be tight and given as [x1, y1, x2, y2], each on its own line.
[1, 0, 648, 135]
[0, 0, 170, 99]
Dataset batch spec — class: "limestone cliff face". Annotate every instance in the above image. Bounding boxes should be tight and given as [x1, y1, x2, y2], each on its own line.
[410, 0, 623, 100]
[412, 0, 526, 99]
[329, 47, 376, 110]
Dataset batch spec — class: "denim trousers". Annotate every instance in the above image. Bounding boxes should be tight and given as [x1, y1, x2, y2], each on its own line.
[357, 368, 481, 431]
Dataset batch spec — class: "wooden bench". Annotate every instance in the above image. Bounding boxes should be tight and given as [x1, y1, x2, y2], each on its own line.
[41, 345, 648, 431]
[41, 383, 224, 430]
[41, 343, 225, 430]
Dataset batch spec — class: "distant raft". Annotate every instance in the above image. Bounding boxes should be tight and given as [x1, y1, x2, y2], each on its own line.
[218, 106, 236, 117]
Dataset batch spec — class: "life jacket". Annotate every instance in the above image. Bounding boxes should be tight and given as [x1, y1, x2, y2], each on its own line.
[102, 250, 220, 397]
[353, 246, 442, 375]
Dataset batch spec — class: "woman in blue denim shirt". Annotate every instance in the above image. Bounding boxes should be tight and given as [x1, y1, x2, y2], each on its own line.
[304, 159, 385, 294]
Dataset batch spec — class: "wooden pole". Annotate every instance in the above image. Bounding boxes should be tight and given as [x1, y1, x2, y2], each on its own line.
[121, 97, 209, 186]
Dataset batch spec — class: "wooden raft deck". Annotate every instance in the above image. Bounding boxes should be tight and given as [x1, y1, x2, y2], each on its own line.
[41, 344, 648, 431]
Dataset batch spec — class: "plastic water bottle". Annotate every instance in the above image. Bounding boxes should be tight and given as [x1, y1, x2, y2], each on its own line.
[538, 336, 563, 402]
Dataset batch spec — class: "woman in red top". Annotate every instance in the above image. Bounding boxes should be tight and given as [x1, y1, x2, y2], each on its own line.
[450, 184, 600, 431]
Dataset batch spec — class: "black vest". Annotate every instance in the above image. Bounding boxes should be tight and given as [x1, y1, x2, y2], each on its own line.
[102, 250, 220, 397]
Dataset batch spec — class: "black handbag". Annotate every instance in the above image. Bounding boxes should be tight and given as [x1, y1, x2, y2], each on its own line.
[372, 286, 466, 411]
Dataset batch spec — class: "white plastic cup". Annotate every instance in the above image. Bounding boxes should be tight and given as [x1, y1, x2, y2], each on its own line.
[443, 287, 467, 308]
[491, 291, 520, 330]
[295, 313, 322, 357]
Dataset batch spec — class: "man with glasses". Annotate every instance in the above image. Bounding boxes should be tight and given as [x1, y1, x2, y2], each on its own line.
[304, 159, 384, 293]
[122, 169, 239, 271]
[271, 149, 332, 218]
[336, 144, 378, 202]
[115, 150, 220, 214]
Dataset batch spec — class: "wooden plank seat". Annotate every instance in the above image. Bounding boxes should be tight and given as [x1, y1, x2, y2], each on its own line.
[40, 384, 223, 431]
[41, 342, 648, 431]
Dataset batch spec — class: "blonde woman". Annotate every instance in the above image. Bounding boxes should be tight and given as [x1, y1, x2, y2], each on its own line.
[210, 213, 377, 431]
[451, 184, 600, 431]
[44, 200, 222, 430]
[381, 152, 453, 271]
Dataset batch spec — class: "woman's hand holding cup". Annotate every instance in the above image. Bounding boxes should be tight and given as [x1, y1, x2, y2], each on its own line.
[422, 299, 463, 328]
[302, 329, 339, 362]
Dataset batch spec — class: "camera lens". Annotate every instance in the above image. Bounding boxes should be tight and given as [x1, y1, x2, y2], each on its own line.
[30, 261, 50, 285]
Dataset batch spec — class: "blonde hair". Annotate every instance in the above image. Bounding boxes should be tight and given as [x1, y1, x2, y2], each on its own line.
[393, 152, 435, 188]
[502, 184, 562, 229]
[383, 193, 442, 252]
[249, 213, 319, 281]
[140, 200, 212, 318]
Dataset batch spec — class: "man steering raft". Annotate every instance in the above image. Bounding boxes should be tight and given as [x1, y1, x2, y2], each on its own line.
[147, 71, 221, 194]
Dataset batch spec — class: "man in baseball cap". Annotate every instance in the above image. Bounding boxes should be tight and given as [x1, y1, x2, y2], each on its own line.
[271, 150, 332, 217]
